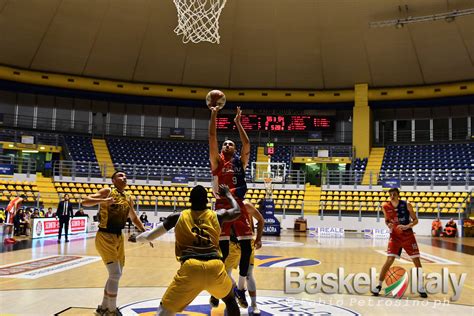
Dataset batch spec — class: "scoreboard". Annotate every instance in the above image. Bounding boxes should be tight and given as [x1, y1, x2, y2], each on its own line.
[215, 114, 333, 131]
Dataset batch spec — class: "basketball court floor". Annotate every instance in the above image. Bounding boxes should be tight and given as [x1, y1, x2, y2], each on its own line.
[0, 231, 473, 315]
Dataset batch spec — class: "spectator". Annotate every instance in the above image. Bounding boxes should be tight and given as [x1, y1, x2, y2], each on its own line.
[31, 209, 40, 219]
[139, 212, 148, 224]
[431, 217, 442, 237]
[75, 208, 89, 218]
[444, 218, 457, 237]
[39, 209, 45, 217]
[45, 207, 55, 218]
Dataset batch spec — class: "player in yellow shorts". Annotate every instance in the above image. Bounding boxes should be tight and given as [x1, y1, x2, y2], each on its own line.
[83, 170, 148, 316]
[131, 184, 241, 316]
[221, 200, 264, 315]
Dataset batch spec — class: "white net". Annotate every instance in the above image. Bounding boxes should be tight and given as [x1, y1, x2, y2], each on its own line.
[173, 0, 227, 44]
[263, 176, 273, 199]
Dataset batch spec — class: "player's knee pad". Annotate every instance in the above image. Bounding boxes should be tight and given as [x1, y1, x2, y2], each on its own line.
[238, 239, 252, 276]
[246, 265, 256, 292]
[106, 261, 122, 281]
[219, 240, 230, 261]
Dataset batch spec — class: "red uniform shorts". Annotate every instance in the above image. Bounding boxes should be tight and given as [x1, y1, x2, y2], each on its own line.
[387, 229, 420, 258]
[215, 199, 253, 241]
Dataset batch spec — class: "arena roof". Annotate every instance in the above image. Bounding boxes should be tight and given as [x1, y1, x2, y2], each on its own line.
[0, 0, 473, 90]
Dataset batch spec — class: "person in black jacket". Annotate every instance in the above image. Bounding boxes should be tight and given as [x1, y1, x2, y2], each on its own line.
[57, 194, 74, 242]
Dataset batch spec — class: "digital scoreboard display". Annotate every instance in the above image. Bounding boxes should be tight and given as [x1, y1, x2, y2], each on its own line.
[216, 115, 333, 131]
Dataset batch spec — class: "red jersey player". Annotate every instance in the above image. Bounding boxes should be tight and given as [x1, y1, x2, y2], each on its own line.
[4, 194, 26, 243]
[209, 103, 253, 308]
[371, 188, 427, 298]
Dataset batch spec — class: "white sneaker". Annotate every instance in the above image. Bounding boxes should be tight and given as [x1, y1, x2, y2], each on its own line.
[249, 305, 261, 315]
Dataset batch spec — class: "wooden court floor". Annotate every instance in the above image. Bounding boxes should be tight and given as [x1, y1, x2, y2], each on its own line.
[0, 231, 473, 315]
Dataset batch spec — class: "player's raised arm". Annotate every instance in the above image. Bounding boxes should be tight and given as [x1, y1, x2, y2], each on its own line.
[234, 106, 250, 169]
[216, 185, 241, 224]
[82, 187, 114, 207]
[131, 213, 181, 243]
[209, 106, 221, 171]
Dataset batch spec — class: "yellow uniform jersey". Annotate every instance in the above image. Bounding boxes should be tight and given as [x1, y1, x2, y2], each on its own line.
[175, 208, 221, 262]
[98, 188, 131, 232]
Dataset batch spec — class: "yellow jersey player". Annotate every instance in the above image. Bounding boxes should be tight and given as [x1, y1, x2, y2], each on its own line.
[83, 170, 147, 316]
[131, 184, 241, 316]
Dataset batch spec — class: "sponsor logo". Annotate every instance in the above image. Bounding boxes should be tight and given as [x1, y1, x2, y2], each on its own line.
[384, 267, 409, 299]
[309, 227, 345, 237]
[119, 296, 360, 315]
[0, 255, 101, 279]
[35, 221, 43, 236]
[364, 228, 390, 239]
[285, 267, 467, 301]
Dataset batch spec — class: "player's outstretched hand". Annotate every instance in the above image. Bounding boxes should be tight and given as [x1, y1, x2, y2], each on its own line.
[234, 106, 242, 123]
[219, 184, 230, 196]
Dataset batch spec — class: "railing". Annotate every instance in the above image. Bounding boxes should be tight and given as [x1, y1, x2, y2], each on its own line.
[53, 160, 306, 186]
[318, 200, 467, 221]
[375, 128, 472, 145]
[2, 114, 351, 144]
[292, 145, 354, 158]
[0, 127, 62, 146]
[0, 155, 37, 175]
[324, 170, 474, 189]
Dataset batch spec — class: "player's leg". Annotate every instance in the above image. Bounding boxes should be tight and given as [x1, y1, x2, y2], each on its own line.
[235, 238, 251, 308]
[247, 264, 260, 315]
[206, 259, 240, 316]
[95, 233, 124, 315]
[161, 259, 205, 314]
[372, 238, 399, 296]
[403, 236, 427, 298]
[221, 289, 240, 316]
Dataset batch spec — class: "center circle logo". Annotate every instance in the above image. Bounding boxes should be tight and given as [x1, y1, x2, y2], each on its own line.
[119, 296, 360, 315]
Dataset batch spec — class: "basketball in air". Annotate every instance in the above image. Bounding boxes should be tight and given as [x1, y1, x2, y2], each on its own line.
[206, 90, 226, 110]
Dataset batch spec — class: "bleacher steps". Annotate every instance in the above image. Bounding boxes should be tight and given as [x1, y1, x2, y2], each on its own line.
[362, 148, 385, 185]
[92, 139, 115, 177]
[35, 174, 59, 208]
[303, 184, 321, 214]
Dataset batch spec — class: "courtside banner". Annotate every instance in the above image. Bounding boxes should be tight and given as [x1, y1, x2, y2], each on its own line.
[363, 228, 390, 239]
[310, 227, 345, 237]
[32, 217, 88, 239]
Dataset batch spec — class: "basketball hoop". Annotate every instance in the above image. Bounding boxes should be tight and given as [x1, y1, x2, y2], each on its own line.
[173, 0, 227, 44]
[264, 177, 273, 199]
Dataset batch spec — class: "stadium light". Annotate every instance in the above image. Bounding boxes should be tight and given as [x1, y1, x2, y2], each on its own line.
[369, 8, 474, 28]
